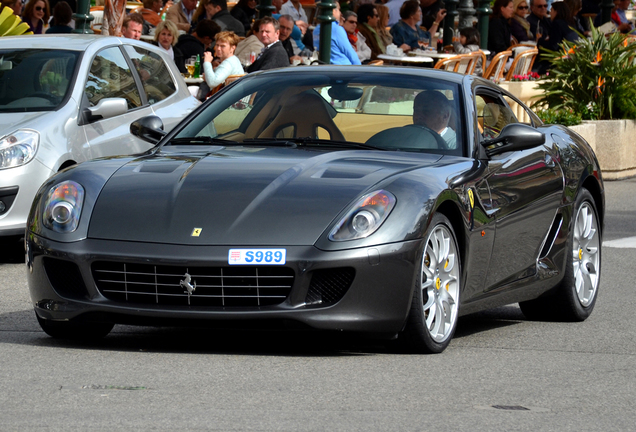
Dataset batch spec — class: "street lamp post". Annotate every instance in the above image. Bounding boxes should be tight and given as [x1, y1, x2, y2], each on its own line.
[317, 0, 336, 64]
[443, 0, 459, 46]
[600, 0, 614, 24]
[476, 0, 492, 50]
[258, 0, 275, 18]
[73, 0, 93, 33]
[457, 0, 476, 30]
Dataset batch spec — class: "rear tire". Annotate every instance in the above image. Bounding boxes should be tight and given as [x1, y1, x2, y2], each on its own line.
[36, 314, 114, 340]
[400, 213, 461, 353]
[519, 188, 601, 321]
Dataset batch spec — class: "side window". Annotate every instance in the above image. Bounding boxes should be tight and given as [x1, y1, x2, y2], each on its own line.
[123, 45, 177, 105]
[503, 95, 533, 125]
[475, 93, 518, 140]
[85, 47, 141, 110]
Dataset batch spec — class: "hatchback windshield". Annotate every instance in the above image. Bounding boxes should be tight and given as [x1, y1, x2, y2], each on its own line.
[174, 70, 464, 156]
[0, 49, 80, 112]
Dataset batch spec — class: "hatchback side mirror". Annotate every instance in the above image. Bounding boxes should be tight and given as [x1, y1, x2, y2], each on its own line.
[83, 98, 128, 123]
[130, 115, 166, 145]
[482, 123, 545, 156]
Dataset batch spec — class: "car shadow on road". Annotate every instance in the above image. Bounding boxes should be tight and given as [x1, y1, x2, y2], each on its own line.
[454, 305, 526, 339]
[1, 305, 529, 357]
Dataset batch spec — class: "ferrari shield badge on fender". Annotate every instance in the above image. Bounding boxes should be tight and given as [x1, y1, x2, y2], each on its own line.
[191, 228, 202, 237]
[468, 189, 474, 209]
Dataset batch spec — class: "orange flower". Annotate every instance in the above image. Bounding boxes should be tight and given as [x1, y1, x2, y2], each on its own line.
[624, 38, 629, 47]
[561, 46, 576, 59]
[591, 51, 602, 65]
[596, 76, 605, 96]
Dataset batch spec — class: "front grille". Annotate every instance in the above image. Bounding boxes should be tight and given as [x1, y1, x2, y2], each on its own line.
[92, 262, 295, 307]
[44, 257, 88, 299]
[305, 268, 355, 306]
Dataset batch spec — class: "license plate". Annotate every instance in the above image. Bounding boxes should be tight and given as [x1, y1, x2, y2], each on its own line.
[228, 248, 287, 265]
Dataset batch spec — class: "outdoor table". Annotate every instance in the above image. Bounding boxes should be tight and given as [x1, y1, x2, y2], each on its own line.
[184, 77, 204, 85]
[377, 54, 433, 65]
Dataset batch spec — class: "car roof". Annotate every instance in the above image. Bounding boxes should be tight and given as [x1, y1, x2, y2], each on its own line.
[0, 34, 152, 52]
[249, 65, 470, 85]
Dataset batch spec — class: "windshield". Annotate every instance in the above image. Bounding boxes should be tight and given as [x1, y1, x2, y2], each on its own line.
[0, 49, 80, 112]
[173, 70, 464, 156]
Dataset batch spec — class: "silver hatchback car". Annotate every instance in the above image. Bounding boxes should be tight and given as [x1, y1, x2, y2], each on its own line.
[0, 35, 200, 237]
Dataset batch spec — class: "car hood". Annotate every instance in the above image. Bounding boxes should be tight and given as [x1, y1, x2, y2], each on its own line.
[88, 147, 443, 245]
[0, 111, 49, 133]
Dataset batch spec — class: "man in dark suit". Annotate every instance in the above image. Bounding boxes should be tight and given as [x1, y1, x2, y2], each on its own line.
[527, 0, 552, 73]
[247, 17, 290, 72]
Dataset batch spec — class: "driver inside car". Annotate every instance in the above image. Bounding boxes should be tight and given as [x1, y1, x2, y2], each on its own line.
[412, 90, 456, 150]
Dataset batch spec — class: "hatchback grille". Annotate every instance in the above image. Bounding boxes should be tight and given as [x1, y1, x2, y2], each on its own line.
[92, 262, 295, 307]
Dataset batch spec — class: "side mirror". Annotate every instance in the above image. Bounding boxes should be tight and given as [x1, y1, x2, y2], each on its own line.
[482, 123, 545, 156]
[83, 98, 128, 122]
[130, 115, 166, 145]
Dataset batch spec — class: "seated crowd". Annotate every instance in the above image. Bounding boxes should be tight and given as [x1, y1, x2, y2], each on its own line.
[0, 0, 628, 81]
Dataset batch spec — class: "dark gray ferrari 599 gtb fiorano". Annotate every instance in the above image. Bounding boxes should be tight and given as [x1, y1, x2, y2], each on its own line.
[26, 66, 604, 353]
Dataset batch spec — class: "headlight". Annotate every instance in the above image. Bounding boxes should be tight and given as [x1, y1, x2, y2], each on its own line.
[43, 181, 85, 233]
[0, 130, 40, 169]
[329, 190, 396, 241]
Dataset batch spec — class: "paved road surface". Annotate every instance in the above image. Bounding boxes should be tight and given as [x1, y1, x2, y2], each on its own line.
[0, 178, 634, 431]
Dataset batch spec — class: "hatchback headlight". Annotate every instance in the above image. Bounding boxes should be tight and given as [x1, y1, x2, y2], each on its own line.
[0, 130, 39, 169]
[329, 190, 396, 241]
[43, 181, 85, 233]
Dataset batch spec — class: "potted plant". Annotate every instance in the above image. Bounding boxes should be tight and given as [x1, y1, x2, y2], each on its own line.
[531, 26, 636, 179]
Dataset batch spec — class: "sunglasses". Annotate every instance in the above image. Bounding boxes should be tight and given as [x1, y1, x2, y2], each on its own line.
[517, 5, 528, 9]
[35, 6, 44, 11]
[536, 4, 548, 7]
[346, 20, 357, 24]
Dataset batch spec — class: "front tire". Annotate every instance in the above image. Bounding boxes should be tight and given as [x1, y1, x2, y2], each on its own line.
[36, 314, 114, 341]
[400, 213, 461, 353]
[520, 188, 601, 321]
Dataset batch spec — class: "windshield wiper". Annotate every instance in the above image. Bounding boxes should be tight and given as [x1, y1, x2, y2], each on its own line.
[169, 137, 240, 145]
[243, 138, 385, 151]
[239, 139, 298, 147]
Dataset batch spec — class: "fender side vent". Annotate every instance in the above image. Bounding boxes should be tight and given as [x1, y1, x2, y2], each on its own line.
[539, 213, 563, 259]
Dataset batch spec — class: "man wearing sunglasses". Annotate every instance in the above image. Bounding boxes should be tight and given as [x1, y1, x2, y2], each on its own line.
[527, 0, 551, 43]
[527, 0, 552, 73]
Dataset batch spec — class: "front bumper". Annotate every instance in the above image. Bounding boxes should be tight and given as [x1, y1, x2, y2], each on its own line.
[27, 234, 423, 336]
[0, 159, 54, 237]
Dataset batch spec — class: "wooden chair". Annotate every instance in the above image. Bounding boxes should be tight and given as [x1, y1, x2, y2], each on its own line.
[482, 50, 512, 82]
[206, 74, 245, 99]
[434, 55, 462, 71]
[476, 50, 487, 75]
[455, 52, 482, 75]
[505, 48, 538, 80]
[368, 59, 383, 66]
[90, 9, 103, 34]
[224, 74, 245, 86]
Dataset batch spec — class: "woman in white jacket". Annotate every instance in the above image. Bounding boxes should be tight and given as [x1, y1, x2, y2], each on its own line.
[202, 31, 245, 89]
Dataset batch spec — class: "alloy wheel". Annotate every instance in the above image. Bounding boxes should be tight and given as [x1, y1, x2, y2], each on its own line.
[421, 224, 460, 342]
[573, 201, 600, 307]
